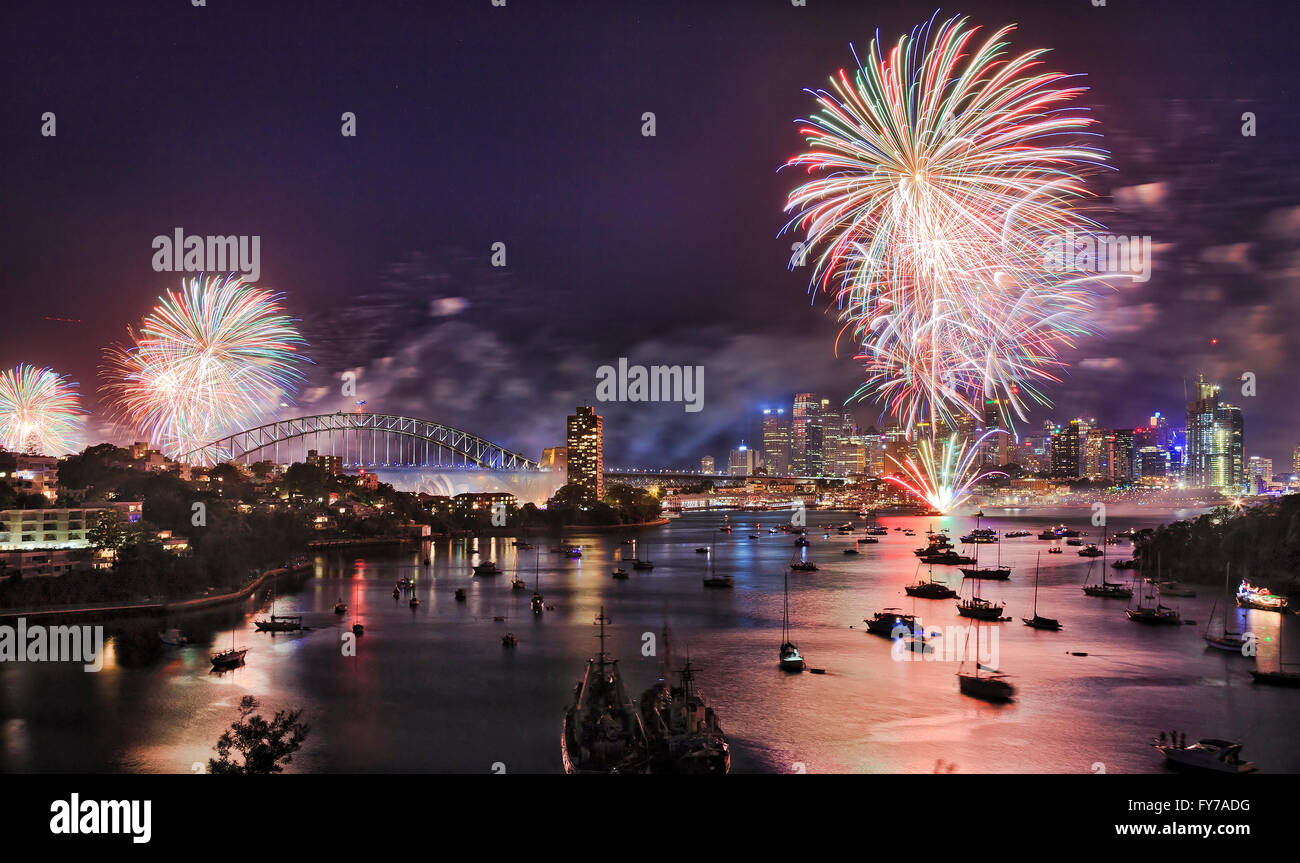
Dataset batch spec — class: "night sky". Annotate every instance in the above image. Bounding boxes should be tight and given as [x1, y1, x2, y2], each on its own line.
[3, 0, 1299, 467]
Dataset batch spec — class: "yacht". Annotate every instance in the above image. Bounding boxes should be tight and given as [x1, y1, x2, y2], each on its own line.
[1154, 738, 1256, 773]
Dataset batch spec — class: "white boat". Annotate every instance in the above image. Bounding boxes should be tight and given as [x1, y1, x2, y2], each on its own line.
[1154, 738, 1256, 773]
[158, 628, 189, 646]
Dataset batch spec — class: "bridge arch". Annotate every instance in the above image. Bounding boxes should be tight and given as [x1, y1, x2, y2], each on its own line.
[185, 412, 539, 471]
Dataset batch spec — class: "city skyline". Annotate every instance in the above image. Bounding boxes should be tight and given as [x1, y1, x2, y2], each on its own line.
[4, 0, 1300, 469]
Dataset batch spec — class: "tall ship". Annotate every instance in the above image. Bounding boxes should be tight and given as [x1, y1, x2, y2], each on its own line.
[561, 607, 650, 774]
[639, 624, 730, 774]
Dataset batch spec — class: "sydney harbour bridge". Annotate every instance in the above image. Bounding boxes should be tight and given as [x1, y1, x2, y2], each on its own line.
[191, 411, 565, 503]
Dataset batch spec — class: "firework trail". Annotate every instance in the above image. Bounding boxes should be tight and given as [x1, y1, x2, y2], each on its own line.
[103, 274, 308, 463]
[0, 364, 85, 455]
[783, 13, 1118, 432]
[884, 430, 1007, 513]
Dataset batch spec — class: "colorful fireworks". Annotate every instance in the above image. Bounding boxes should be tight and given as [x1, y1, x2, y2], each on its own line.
[884, 430, 1007, 513]
[0, 364, 85, 455]
[783, 13, 1116, 433]
[103, 274, 308, 463]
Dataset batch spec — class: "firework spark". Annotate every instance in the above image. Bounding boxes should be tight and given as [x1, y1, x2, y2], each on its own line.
[884, 430, 1007, 513]
[103, 274, 308, 462]
[783, 13, 1119, 432]
[0, 364, 85, 455]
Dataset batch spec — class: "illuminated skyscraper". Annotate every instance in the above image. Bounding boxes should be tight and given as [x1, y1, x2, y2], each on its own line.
[700, 455, 715, 473]
[566, 405, 604, 500]
[791, 392, 817, 473]
[1050, 419, 1090, 479]
[761, 408, 791, 475]
[1186, 375, 1245, 490]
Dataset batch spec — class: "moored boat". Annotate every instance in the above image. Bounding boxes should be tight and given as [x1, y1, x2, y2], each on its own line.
[1154, 737, 1255, 773]
[1237, 579, 1287, 611]
[561, 608, 651, 774]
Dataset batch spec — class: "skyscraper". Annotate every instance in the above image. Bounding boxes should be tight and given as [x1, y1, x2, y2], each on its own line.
[1050, 419, 1089, 479]
[566, 405, 604, 500]
[761, 408, 791, 475]
[1186, 374, 1245, 490]
[791, 392, 817, 474]
[728, 443, 755, 477]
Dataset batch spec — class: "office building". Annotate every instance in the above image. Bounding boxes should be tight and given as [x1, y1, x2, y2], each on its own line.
[761, 409, 791, 475]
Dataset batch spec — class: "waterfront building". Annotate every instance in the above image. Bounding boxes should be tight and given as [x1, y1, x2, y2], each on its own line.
[566, 405, 604, 500]
[0, 503, 140, 576]
[729, 443, 755, 477]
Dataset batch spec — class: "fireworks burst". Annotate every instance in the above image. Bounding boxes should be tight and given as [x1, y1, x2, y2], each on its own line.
[884, 430, 1007, 513]
[0, 364, 85, 455]
[783, 13, 1118, 432]
[103, 274, 308, 463]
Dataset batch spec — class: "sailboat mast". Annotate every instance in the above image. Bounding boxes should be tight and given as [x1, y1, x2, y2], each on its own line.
[1033, 552, 1041, 615]
[783, 570, 789, 643]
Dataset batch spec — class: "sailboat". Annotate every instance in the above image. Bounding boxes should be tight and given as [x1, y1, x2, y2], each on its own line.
[560, 607, 651, 774]
[905, 560, 957, 599]
[959, 512, 1010, 579]
[1082, 525, 1132, 598]
[1204, 563, 1247, 652]
[210, 624, 248, 670]
[255, 582, 303, 632]
[350, 584, 364, 635]
[632, 543, 655, 570]
[702, 531, 734, 588]
[1022, 553, 1061, 630]
[956, 567, 1004, 621]
[779, 569, 805, 672]
[511, 552, 527, 590]
[957, 615, 1015, 702]
[530, 550, 544, 614]
[1125, 553, 1181, 624]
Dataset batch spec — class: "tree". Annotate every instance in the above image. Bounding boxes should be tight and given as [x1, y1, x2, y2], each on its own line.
[209, 696, 309, 774]
[87, 509, 126, 561]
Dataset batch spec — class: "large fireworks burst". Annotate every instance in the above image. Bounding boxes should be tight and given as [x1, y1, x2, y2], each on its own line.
[884, 430, 1007, 513]
[0, 365, 85, 455]
[783, 13, 1116, 433]
[103, 274, 308, 463]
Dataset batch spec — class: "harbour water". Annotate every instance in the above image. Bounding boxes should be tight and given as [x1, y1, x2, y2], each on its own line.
[3, 509, 1295, 774]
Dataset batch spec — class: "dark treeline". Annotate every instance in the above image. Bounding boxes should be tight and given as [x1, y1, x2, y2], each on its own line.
[1134, 495, 1300, 591]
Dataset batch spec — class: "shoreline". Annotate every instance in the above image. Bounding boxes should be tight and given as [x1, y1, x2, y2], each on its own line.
[0, 561, 312, 625]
